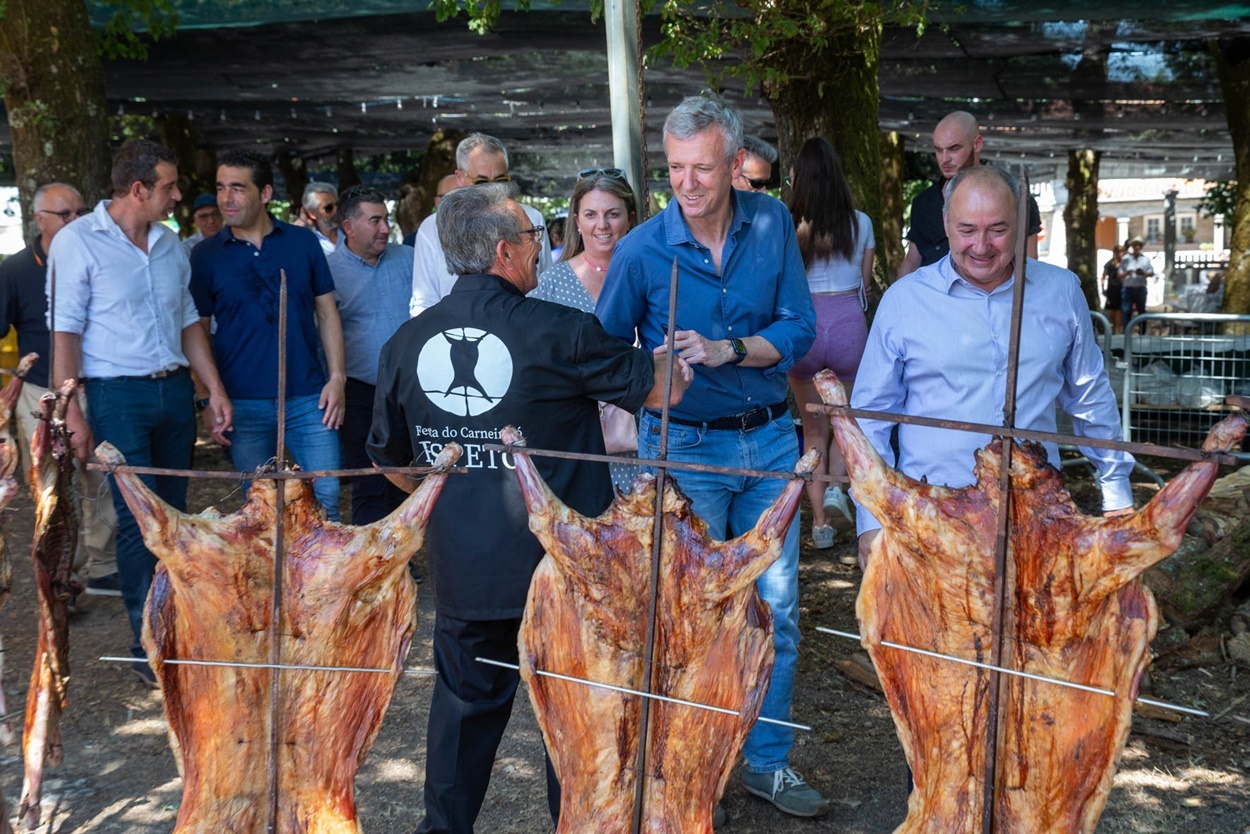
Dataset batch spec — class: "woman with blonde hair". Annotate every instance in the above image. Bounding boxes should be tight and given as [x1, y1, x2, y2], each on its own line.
[786, 137, 874, 552]
[532, 169, 639, 488]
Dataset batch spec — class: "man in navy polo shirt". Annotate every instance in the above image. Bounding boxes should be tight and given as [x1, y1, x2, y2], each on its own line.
[190, 148, 346, 518]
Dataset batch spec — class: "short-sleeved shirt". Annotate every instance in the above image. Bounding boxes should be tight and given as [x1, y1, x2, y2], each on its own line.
[368, 272, 654, 620]
[48, 201, 199, 378]
[906, 178, 1044, 267]
[327, 242, 414, 385]
[190, 218, 334, 399]
[0, 237, 52, 387]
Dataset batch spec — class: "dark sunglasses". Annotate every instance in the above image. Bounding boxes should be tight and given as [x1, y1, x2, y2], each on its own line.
[320, 202, 337, 213]
[36, 208, 90, 222]
[579, 168, 628, 181]
[469, 175, 512, 185]
[739, 174, 771, 190]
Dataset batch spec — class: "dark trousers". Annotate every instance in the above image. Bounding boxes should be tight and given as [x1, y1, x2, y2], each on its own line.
[85, 370, 195, 656]
[342, 377, 406, 525]
[416, 614, 560, 834]
[1122, 285, 1148, 326]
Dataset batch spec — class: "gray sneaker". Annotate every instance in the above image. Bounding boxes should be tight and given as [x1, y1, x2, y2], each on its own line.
[823, 486, 855, 526]
[741, 767, 829, 818]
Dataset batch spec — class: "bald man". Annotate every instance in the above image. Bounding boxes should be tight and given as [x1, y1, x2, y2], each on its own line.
[0, 183, 118, 597]
[897, 111, 1041, 279]
[402, 174, 458, 248]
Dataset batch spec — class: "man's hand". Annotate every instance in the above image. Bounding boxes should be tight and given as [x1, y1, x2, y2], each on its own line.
[66, 400, 95, 462]
[204, 391, 234, 446]
[320, 376, 346, 429]
[655, 329, 733, 368]
[642, 349, 694, 410]
[857, 529, 879, 571]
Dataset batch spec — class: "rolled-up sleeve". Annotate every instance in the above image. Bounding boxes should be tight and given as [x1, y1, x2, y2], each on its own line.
[46, 226, 91, 334]
[1057, 286, 1134, 510]
[755, 222, 815, 375]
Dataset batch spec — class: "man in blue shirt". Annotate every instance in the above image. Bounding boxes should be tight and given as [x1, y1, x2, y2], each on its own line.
[190, 149, 346, 519]
[853, 164, 1134, 568]
[49, 140, 233, 685]
[327, 185, 413, 525]
[597, 95, 824, 819]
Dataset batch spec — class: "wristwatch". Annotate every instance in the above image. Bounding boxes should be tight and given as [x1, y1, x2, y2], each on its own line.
[728, 338, 748, 365]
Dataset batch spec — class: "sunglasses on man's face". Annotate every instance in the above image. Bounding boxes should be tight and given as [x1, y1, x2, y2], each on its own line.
[37, 208, 91, 222]
[578, 168, 628, 181]
[469, 175, 512, 185]
[739, 175, 770, 190]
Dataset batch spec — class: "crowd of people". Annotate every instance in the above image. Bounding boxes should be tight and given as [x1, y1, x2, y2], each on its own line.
[0, 93, 1137, 832]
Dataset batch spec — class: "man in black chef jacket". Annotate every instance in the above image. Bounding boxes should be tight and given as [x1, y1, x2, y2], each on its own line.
[367, 182, 690, 834]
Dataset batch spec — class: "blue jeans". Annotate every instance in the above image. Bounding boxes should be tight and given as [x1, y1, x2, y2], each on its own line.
[86, 371, 196, 656]
[639, 409, 800, 774]
[228, 395, 341, 520]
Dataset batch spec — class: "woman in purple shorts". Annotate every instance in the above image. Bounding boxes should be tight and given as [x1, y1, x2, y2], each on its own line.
[786, 137, 875, 551]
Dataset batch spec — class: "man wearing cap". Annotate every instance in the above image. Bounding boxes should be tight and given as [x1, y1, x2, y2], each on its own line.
[182, 194, 223, 256]
[1118, 236, 1153, 325]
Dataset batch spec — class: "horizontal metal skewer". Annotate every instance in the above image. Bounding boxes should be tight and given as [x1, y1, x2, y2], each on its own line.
[817, 628, 1209, 717]
[476, 657, 812, 731]
[100, 656, 407, 674]
[87, 463, 466, 480]
[808, 404, 1240, 467]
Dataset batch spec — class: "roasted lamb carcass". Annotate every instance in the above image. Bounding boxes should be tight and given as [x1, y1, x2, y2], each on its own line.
[95, 441, 461, 833]
[19, 378, 82, 830]
[0, 354, 37, 834]
[815, 369, 1246, 834]
[505, 425, 817, 833]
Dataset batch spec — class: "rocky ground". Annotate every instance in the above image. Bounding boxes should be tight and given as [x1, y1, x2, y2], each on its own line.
[0, 438, 1246, 833]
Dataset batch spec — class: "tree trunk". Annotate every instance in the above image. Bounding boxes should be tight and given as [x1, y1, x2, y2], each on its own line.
[396, 128, 464, 237]
[158, 113, 217, 238]
[1063, 148, 1102, 310]
[336, 147, 361, 190]
[0, 0, 111, 230]
[768, 9, 882, 255]
[274, 148, 308, 217]
[878, 130, 905, 293]
[1212, 37, 1250, 317]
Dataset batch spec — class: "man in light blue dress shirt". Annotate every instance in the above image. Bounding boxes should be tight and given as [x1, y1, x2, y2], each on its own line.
[48, 139, 233, 685]
[852, 164, 1134, 568]
[327, 185, 414, 525]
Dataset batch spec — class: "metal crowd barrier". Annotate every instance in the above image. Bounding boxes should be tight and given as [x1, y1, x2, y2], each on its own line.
[1121, 312, 1250, 461]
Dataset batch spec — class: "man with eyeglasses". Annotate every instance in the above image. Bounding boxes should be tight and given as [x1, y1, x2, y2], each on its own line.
[408, 133, 552, 316]
[733, 135, 778, 193]
[181, 193, 223, 256]
[370, 182, 689, 834]
[302, 182, 340, 255]
[0, 182, 119, 604]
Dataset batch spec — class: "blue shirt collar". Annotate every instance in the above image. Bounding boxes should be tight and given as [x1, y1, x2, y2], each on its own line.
[660, 188, 753, 248]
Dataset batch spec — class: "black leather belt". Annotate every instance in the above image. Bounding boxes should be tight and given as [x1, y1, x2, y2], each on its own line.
[648, 401, 788, 432]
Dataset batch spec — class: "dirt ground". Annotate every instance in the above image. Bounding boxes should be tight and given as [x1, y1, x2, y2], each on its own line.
[0, 438, 1247, 833]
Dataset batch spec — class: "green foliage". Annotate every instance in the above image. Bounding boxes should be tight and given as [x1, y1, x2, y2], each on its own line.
[110, 113, 157, 142]
[94, 0, 179, 60]
[1198, 180, 1238, 219]
[651, 0, 930, 95]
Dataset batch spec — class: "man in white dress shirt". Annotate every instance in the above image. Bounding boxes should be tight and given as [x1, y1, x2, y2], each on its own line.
[48, 139, 233, 685]
[408, 133, 552, 316]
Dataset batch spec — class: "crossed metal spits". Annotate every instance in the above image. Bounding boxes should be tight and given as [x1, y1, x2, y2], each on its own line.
[83, 239, 1246, 834]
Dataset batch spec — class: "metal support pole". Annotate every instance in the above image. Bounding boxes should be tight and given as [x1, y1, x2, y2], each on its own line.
[604, 0, 647, 215]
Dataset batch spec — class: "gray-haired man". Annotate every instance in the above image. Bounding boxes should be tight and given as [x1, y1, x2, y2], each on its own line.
[733, 135, 778, 192]
[369, 183, 688, 833]
[407, 133, 552, 316]
[302, 181, 340, 254]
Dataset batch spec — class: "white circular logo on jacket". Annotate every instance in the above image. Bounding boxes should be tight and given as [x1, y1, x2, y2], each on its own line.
[416, 327, 513, 416]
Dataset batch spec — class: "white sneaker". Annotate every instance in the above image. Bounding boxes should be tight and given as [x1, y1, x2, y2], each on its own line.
[823, 486, 854, 525]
